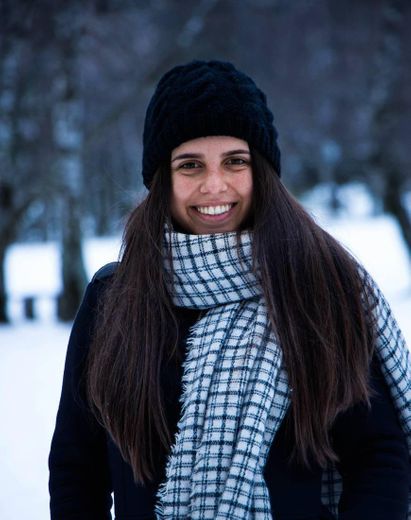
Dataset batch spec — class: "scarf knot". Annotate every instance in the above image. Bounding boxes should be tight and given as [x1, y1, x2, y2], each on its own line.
[164, 230, 260, 309]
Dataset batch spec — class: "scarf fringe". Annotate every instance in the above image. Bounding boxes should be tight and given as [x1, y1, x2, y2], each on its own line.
[155, 320, 202, 519]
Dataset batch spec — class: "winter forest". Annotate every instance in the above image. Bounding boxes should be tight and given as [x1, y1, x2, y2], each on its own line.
[1, 1, 411, 518]
[1, 0, 410, 323]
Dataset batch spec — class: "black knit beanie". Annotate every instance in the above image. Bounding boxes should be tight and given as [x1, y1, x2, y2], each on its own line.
[142, 60, 281, 188]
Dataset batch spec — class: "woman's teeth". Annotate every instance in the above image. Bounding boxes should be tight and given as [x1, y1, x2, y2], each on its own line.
[196, 204, 233, 215]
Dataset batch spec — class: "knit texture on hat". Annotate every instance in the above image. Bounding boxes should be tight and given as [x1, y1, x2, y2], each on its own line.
[142, 60, 281, 188]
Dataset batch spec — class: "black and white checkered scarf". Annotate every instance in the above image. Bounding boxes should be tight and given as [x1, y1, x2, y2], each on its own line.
[155, 229, 411, 519]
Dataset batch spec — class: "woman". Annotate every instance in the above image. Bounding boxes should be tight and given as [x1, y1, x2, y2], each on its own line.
[49, 60, 411, 519]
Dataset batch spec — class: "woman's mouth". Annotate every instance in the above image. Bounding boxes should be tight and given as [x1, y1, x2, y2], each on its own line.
[194, 203, 236, 216]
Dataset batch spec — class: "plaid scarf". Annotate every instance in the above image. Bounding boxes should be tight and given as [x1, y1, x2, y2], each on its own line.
[155, 229, 411, 519]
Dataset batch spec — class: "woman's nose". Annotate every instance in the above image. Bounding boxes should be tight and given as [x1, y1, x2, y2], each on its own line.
[199, 168, 228, 194]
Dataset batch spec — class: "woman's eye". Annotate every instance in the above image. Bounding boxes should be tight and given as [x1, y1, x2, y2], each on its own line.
[226, 157, 247, 166]
[180, 161, 201, 169]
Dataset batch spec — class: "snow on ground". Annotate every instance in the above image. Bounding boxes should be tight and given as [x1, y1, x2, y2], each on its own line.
[0, 323, 71, 519]
[5, 236, 122, 322]
[1, 237, 121, 520]
[303, 184, 411, 341]
[0, 184, 410, 520]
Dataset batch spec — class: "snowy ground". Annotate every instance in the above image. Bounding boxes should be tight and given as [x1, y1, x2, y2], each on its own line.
[0, 237, 121, 520]
[0, 185, 410, 520]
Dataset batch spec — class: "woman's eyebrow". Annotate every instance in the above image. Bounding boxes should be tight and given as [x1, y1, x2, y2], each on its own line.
[171, 153, 203, 162]
[171, 149, 250, 162]
[221, 149, 250, 157]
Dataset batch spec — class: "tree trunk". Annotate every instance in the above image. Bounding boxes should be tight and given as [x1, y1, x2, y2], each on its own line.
[0, 241, 9, 323]
[57, 195, 87, 321]
[366, 0, 410, 262]
[382, 170, 411, 259]
[53, 8, 88, 321]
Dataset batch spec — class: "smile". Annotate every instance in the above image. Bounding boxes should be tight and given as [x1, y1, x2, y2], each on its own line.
[195, 204, 235, 216]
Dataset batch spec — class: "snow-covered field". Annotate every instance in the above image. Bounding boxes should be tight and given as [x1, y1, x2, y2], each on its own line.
[0, 237, 121, 520]
[0, 185, 410, 520]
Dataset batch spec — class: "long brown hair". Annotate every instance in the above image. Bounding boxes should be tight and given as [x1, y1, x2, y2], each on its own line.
[86, 149, 376, 484]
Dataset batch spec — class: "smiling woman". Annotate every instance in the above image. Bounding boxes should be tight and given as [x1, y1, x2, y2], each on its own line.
[49, 60, 411, 520]
[170, 136, 253, 234]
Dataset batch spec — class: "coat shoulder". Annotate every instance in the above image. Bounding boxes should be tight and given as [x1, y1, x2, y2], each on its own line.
[91, 261, 119, 283]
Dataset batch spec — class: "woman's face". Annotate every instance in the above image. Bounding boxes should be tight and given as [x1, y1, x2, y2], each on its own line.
[170, 136, 253, 234]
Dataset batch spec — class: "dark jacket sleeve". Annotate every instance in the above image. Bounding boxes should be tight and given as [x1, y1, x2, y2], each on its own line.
[332, 354, 410, 520]
[48, 277, 113, 519]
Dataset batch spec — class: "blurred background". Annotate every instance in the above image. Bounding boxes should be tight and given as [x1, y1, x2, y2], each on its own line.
[0, 0, 410, 519]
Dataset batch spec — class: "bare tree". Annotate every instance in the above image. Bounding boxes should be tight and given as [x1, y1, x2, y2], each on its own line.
[365, 0, 411, 257]
[0, 23, 56, 322]
[0, 1, 89, 322]
[52, 5, 88, 320]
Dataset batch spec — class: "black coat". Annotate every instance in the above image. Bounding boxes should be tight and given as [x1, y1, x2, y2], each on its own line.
[49, 264, 410, 519]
